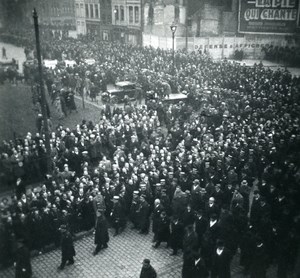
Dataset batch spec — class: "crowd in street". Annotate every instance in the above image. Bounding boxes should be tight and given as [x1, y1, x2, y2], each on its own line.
[262, 45, 300, 67]
[0, 27, 300, 278]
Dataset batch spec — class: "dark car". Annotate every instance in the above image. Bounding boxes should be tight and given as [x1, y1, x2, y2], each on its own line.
[103, 81, 139, 103]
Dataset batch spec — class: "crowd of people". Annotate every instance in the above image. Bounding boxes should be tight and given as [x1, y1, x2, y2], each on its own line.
[262, 45, 300, 67]
[0, 26, 300, 278]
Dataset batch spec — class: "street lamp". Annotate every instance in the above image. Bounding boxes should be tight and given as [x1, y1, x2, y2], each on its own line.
[114, 9, 117, 41]
[170, 24, 177, 74]
[114, 9, 117, 25]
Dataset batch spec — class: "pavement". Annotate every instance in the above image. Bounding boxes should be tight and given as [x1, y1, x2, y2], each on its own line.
[0, 42, 26, 74]
[0, 221, 281, 278]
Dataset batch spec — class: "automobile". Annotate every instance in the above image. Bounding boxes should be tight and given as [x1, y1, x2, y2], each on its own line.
[103, 81, 140, 104]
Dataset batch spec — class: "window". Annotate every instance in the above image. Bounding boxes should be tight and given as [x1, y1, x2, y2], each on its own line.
[174, 5, 180, 22]
[75, 3, 79, 16]
[85, 4, 89, 17]
[114, 6, 119, 20]
[80, 4, 84, 17]
[148, 4, 154, 25]
[134, 7, 139, 23]
[120, 6, 124, 21]
[95, 4, 99, 18]
[90, 4, 94, 18]
[129, 6, 133, 24]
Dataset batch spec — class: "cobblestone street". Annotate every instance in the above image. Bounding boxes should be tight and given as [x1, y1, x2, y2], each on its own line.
[1, 225, 278, 278]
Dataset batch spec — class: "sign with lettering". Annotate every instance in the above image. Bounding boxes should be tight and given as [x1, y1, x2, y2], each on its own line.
[44, 59, 58, 69]
[238, 0, 299, 33]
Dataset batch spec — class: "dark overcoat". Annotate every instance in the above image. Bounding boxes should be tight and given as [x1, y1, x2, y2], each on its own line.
[94, 216, 109, 246]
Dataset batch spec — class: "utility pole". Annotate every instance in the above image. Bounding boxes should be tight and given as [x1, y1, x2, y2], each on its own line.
[33, 8, 51, 174]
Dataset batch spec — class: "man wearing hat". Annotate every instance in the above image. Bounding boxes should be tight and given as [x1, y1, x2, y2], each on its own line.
[250, 189, 261, 228]
[93, 211, 109, 255]
[152, 211, 170, 249]
[129, 191, 140, 229]
[182, 225, 199, 277]
[58, 225, 76, 270]
[93, 190, 106, 218]
[140, 259, 157, 278]
[110, 195, 126, 236]
[169, 215, 184, 256]
[15, 239, 32, 278]
[137, 195, 150, 234]
[191, 179, 203, 211]
[152, 199, 164, 242]
[195, 209, 208, 249]
[211, 239, 232, 278]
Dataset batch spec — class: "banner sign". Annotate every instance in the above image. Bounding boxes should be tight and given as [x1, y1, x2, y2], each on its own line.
[239, 0, 299, 34]
[44, 59, 58, 69]
[84, 58, 96, 65]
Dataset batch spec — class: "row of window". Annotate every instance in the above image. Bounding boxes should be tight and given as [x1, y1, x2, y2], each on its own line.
[114, 5, 139, 24]
[85, 3, 100, 19]
[51, 5, 73, 16]
[76, 3, 100, 19]
[75, 3, 85, 18]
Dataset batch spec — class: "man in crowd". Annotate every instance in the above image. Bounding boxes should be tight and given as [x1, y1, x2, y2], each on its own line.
[58, 225, 76, 270]
[93, 211, 109, 255]
[139, 259, 157, 278]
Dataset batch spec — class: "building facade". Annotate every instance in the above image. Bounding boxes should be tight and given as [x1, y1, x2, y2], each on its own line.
[75, 0, 86, 34]
[188, 0, 238, 37]
[143, 0, 187, 38]
[112, 0, 143, 44]
[48, 0, 76, 28]
[84, 0, 101, 36]
[99, 0, 113, 41]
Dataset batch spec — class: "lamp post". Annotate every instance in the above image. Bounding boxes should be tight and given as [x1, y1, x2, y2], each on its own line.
[170, 24, 177, 74]
[33, 8, 51, 174]
[114, 9, 117, 41]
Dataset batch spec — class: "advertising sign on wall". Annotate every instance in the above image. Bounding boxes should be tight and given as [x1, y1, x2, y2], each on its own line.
[239, 0, 299, 34]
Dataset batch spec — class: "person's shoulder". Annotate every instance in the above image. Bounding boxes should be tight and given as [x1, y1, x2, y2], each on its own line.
[150, 265, 157, 275]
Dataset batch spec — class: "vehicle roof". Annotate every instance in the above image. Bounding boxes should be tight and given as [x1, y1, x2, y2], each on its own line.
[115, 81, 135, 87]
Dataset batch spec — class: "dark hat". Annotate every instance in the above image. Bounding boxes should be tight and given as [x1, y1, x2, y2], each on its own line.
[196, 209, 204, 214]
[216, 239, 225, 247]
[160, 211, 167, 216]
[143, 259, 150, 264]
